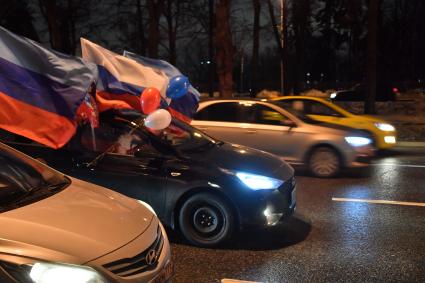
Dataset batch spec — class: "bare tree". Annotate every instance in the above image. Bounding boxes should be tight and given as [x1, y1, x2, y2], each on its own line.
[39, 0, 63, 51]
[214, 0, 235, 98]
[136, 0, 147, 56]
[365, 0, 379, 114]
[147, 0, 165, 58]
[251, 0, 261, 96]
[0, 0, 39, 41]
[292, 0, 312, 94]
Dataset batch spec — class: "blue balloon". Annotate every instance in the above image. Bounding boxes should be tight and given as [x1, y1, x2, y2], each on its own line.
[166, 75, 190, 99]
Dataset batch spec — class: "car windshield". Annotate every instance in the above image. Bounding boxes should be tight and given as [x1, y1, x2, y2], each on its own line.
[133, 117, 221, 153]
[80, 110, 221, 158]
[0, 143, 69, 212]
[161, 119, 221, 152]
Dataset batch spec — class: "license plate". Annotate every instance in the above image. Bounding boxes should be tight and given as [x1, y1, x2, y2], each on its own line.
[152, 261, 174, 283]
[290, 187, 296, 207]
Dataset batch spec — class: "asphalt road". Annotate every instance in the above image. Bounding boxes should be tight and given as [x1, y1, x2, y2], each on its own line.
[169, 147, 425, 283]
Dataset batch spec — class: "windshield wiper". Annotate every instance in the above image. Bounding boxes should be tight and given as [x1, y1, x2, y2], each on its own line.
[8, 179, 70, 207]
[85, 144, 115, 168]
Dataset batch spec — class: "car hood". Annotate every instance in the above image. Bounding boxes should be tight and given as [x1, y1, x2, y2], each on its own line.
[357, 115, 387, 123]
[202, 143, 294, 180]
[0, 177, 154, 264]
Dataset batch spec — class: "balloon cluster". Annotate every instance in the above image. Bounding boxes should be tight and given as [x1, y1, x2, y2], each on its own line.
[140, 75, 190, 130]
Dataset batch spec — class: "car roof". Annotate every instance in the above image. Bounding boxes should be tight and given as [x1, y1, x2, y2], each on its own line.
[272, 96, 329, 102]
[196, 98, 308, 124]
[200, 97, 266, 102]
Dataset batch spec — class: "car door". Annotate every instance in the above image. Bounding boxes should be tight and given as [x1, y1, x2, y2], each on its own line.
[70, 120, 168, 218]
[243, 103, 306, 159]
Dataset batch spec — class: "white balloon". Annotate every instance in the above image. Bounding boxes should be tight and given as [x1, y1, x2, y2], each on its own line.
[144, 109, 172, 130]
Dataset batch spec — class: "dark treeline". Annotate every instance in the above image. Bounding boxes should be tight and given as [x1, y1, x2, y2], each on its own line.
[1, 0, 424, 103]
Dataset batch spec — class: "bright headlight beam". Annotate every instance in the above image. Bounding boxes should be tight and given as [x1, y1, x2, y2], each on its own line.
[30, 262, 105, 283]
[345, 136, 371, 147]
[375, 123, 395, 131]
[330, 92, 337, 99]
[236, 172, 284, 190]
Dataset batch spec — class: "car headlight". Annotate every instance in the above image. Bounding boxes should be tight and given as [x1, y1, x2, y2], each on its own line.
[236, 172, 284, 190]
[30, 262, 106, 283]
[137, 200, 157, 216]
[345, 136, 372, 147]
[330, 92, 337, 99]
[374, 123, 395, 131]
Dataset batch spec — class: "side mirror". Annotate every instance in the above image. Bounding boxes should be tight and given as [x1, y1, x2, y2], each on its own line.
[281, 120, 297, 128]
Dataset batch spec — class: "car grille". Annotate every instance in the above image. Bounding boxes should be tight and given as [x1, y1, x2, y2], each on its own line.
[103, 225, 164, 277]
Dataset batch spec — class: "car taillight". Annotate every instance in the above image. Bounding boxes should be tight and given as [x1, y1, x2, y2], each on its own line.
[392, 87, 399, 93]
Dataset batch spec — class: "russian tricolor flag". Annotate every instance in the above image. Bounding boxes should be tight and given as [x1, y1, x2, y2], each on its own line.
[123, 51, 200, 123]
[0, 26, 97, 149]
[81, 38, 169, 113]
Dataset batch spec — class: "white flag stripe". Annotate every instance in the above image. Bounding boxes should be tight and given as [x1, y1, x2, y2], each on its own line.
[81, 38, 168, 97]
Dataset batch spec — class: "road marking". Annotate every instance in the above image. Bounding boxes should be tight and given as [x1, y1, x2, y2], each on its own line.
[332, 198, 425, 207]
[372, 163, 425, 168]
[221, 279, 262, 283]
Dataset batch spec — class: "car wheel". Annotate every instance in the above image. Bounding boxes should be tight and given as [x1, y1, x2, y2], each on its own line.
[178, 192, 235, 247]
[309, 146, 341, 178]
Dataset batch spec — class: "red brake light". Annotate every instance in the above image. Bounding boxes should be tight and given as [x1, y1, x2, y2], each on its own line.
[392, 87, 399, 93]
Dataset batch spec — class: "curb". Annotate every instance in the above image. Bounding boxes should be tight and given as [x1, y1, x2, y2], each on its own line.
[396, 141, 425, 148]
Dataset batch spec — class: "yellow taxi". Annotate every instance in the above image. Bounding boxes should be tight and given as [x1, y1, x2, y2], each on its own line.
[272, 96, 397, 149]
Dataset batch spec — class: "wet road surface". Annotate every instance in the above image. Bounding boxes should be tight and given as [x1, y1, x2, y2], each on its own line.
[170, 147, 425, 282]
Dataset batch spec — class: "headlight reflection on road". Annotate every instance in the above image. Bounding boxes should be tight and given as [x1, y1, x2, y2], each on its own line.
[374, 158, 402, 187]
[335, 186, 372, 253]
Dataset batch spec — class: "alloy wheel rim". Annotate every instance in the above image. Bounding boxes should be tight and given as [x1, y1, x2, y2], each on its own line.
[192, 206, 221, 234]
[311, 150, 338, 176]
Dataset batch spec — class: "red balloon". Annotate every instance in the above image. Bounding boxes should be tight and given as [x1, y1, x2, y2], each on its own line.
[140, 87, 161, 114]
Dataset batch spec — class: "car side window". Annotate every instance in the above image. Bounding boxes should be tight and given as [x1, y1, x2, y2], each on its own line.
[253, 104, 288, 126]
[276, 99, 308, 114]
[80, 122, 156, 157]
[236, 102, 257, 123]
[280, 99, 342, 117]
[306, 101, 343, 117]
[195, 103, 239, 122]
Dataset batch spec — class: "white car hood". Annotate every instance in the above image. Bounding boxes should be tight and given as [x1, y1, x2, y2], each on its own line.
[0, 177, 154, 264]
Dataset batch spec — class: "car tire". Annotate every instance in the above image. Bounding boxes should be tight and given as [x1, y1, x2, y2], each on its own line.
[178, 192, 235, 247]
[308, 146, 341, 178]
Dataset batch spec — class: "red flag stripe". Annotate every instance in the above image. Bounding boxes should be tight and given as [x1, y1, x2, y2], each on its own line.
[0, 92, 76, 149]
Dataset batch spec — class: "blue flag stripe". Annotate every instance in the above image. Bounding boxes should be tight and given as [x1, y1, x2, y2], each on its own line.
[97, 65, 145, 96]
[0, 57, 85, 119]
